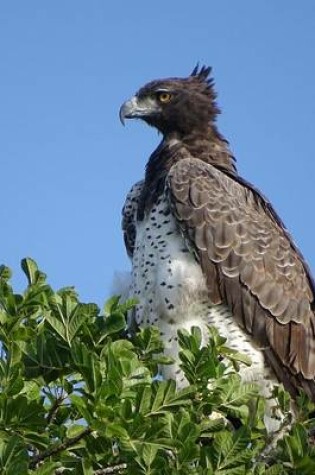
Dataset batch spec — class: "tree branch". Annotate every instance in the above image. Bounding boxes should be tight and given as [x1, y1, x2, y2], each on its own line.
[46, 396, 63, 425]
[29, 427, 92, 469]
[94, 464, 127, 474]
[55, 463, 127, 474]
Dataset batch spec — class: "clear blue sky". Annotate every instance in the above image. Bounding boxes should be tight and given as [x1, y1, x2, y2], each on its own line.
[1, 1, 315, 307]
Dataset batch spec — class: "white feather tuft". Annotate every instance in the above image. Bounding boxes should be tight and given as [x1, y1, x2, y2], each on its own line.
[110, 271, 132, 302]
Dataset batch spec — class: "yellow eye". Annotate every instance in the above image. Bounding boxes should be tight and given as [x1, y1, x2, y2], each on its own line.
[157, 91, 172, 103]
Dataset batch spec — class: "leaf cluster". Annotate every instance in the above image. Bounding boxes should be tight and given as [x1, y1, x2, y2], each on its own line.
[0, 259, 314, 474]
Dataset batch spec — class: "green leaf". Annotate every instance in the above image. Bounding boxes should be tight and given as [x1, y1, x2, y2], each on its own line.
[67, 304, 88, 341]
[141, 442, 159, 467]
[0, 310, 8, 324]
[212, 428, 252, 471]
[0, 436, 28, 475]
[102, 311, 126, 339]
[148, 380, 193, 416]
[0, 265, 12, 281]
[66, 424, 88, 439]
[44, 296, 88, 345]
[104, 295, 121, 316]
[69, 394, 93, 422]
[71, 341, 102, 393]
[133, 326, 164, 356]
[34, 461, 60, 475]
[264, 465, 285, 475]
[104, 295, 137, 316]
[21, 257, 38, 285]
[105, 423, 129, 439]
[21, 257, 46, 286]
[43, 309, 68, 342]
[1, 395, 46, 430]
[23, 331, 71, 381]
[137, 386, 152, 415]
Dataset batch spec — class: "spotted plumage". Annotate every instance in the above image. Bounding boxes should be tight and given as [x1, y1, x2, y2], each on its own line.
[123, 183, 267, 389]
[119, 66, 315, 408]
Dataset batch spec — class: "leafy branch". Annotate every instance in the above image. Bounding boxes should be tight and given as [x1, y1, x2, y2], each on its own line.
[0, 259, 314, 474]
[29, 427, 92, 469]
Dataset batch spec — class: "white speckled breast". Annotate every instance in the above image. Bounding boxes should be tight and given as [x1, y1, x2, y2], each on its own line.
[130, 196, 206, 320]
[129, 195, 266, 386]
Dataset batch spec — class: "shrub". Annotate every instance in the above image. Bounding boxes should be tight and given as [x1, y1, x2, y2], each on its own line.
[0, 259, 314, 474]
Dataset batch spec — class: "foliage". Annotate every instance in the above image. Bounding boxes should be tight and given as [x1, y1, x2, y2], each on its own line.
[0, 259, 314, 474]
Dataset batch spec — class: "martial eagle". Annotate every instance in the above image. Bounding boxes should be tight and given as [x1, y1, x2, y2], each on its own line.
[119, 66, 315, 416]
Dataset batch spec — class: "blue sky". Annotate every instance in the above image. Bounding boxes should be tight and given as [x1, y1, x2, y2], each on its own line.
[1, 1, 315, 307]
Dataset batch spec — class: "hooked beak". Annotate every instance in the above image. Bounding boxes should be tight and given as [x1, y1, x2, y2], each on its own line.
[119, 95, 159, 125]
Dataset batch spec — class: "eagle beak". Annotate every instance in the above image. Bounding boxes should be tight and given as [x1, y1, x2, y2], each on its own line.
[119, 97, 138, 125]
[119, 96, 159, 125]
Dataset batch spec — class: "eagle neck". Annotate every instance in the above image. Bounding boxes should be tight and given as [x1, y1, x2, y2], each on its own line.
[137, 128, 237, 220]
[137, 136, 182, 220]
[181, 126, 237, 174]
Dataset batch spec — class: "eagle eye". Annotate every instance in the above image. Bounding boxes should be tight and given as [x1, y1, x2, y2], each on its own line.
[156, 91, 172, 103]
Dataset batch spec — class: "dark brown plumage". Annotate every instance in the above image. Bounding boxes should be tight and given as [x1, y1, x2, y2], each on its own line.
[120, 66, 315, 402]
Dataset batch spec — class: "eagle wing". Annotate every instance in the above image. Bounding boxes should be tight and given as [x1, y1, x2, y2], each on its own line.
[122, 180, 144, 258]
[167, 157, 315, 398]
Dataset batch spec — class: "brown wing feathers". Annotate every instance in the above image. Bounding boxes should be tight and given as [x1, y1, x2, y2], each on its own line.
[167, 157, 315, 399]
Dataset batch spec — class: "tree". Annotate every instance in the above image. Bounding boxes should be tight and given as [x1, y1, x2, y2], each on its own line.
[0, 259, 314, 474]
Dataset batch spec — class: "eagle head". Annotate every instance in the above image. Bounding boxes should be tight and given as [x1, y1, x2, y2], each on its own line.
[119, 65, 220, 135]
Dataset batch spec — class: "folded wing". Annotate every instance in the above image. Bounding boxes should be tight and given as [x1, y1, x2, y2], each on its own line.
[167, 157, 315, 399]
